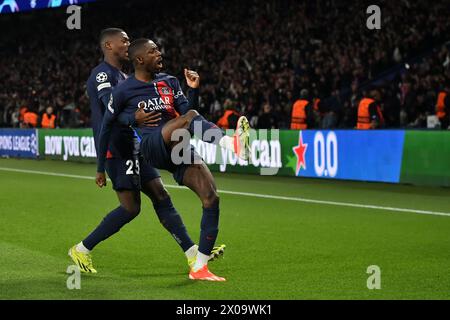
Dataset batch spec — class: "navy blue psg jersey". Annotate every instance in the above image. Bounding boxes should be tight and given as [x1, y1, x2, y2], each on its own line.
[96, 73, 193, 172]
[86, 61, 134, 159]
[114, 73, 191, 135]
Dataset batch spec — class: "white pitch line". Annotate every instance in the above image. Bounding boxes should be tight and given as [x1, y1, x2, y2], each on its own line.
[1, 166, 450, 217]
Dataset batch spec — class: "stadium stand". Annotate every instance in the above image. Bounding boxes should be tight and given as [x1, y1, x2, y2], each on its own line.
[0, 0, 449, 129]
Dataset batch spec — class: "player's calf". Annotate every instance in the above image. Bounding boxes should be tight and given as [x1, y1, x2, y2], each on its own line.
[153, 197, 195, 252]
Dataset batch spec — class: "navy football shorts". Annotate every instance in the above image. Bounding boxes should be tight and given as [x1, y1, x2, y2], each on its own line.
[140, 128, 203, 185]
[105, 157, 160, 191]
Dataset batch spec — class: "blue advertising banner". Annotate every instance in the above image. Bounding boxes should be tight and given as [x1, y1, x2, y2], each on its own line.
[291, 130, 405, 183]
[0, 129, 39, 158]
[0, 0, 95, 13]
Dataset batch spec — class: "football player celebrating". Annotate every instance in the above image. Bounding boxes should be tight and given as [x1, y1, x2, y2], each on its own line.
[96, 38, 251, 281]
[69, 29, 225, 274]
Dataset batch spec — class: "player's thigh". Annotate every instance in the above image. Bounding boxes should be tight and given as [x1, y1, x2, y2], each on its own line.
[182, 161, 218, 203]
[105, 158, 141, 190]
[161, 110, 198, 146]
[105, 158, 141, 214]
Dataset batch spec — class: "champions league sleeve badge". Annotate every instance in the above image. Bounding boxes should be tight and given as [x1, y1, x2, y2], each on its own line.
[96, 72, 108, 83]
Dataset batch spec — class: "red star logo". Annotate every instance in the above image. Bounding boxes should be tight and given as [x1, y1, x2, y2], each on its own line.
[293, 132, 308, 175]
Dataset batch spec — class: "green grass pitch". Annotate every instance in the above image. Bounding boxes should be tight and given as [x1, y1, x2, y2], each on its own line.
[1, 158, 450, 299]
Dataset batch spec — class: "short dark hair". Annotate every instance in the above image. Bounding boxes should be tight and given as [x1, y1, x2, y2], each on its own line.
[128, 38, 150, 63]
[99, 28, 125, 46]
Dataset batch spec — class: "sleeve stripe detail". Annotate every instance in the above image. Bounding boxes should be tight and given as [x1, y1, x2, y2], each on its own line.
[97, 82, 112, 91]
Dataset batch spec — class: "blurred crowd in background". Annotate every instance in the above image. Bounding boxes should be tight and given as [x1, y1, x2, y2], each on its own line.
[0, 0, 449, 130]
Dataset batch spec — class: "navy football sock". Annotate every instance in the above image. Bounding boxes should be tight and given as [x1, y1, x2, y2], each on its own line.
[154, 197, 195, 252]
[198, 204, 219, 256]
[189, 115, 224, 144]
[82, 206, 136, 251]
